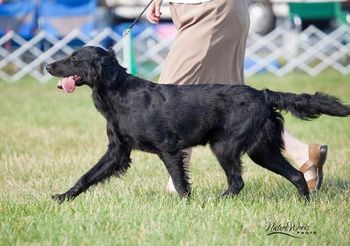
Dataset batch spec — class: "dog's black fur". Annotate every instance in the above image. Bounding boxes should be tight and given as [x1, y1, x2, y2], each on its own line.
[46, 46, 350, 203]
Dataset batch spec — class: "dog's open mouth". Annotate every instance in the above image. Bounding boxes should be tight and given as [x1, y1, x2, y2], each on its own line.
[57, 75, 81, 93]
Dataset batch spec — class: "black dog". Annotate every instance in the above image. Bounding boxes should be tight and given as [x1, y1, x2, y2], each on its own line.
[46, 46, 350, 202]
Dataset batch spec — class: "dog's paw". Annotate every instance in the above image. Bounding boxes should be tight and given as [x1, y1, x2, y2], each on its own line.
[51, 193, 75, 203]
[51, 193, 67, 203]
[220, 190, 239, 198]
[302, 193, 310, 203]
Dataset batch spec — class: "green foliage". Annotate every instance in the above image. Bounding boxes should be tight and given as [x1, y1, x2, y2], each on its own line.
[1, 71, 349, 245]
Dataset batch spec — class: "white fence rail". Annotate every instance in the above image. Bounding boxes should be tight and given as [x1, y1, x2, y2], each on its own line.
[0, 25, 349, 83]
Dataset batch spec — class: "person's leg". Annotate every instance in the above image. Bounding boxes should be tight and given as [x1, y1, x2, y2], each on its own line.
[283, 130, 327, 191]
[283, 130, 309, 166]
[198, 0, 250, 84]
[159, 0, 249, 85]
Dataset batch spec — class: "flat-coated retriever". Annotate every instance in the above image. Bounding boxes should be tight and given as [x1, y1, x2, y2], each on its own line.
[46, 46, 350, 203]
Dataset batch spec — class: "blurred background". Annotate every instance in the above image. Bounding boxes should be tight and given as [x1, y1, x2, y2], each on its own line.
[0, 0, 350, 82]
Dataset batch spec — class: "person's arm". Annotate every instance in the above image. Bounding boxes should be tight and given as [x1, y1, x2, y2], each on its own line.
[147, 0, 163, 24]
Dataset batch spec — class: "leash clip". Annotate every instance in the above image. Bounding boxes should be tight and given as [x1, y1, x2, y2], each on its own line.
[120, 0, 154, 40]
[122, 28, 131, 38]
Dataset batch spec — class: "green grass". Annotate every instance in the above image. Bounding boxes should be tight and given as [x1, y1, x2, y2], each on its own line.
[1, 71, 350, 245]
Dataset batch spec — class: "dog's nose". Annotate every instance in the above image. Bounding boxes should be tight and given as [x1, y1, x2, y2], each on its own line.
[46, 64, 53, 72]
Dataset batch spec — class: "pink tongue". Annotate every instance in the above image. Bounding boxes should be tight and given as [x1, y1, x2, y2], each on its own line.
[58, 76, 76, 93]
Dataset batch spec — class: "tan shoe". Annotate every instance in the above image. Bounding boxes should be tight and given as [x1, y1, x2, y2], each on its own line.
[299, 144, 328, 191]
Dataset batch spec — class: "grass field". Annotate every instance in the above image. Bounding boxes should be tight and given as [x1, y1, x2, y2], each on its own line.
[0, 71, 349, 245]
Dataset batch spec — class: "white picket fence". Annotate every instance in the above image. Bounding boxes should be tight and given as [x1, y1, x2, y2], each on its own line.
[0, 25, 349, 83]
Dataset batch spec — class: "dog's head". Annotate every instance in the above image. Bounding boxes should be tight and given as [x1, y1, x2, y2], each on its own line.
[46, 46, 125, 92]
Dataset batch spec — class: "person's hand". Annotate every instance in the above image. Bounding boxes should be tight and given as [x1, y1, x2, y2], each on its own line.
[147, 0, 163, 24]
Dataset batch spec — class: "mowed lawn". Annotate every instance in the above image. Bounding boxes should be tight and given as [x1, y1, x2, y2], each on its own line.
[0, 71, 349, 245]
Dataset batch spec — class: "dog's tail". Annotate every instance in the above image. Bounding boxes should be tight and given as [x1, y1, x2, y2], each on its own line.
[263, 89, 350, 120]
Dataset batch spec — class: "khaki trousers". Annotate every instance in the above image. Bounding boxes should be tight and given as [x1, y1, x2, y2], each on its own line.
[159, 0, 250, 85]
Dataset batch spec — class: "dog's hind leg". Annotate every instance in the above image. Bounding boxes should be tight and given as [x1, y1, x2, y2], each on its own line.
[52, 144, 131, 203]
[247, 144, 309, 199]
[160, 151, 191, 198]
[247, 113, 309, 199]
[211, 141, 245, 197]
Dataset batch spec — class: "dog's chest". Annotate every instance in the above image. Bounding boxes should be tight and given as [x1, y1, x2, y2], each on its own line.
[92, 90, 112, 118]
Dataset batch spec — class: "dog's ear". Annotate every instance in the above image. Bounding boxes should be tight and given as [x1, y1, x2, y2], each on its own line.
[100, 48, 118, 66]
[100, 56, 115, 66]
[96, 55, 126, 88]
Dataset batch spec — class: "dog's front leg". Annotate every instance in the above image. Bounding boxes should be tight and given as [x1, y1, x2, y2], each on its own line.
[160, 152, 191, 198]
[52, 144, 131, 203]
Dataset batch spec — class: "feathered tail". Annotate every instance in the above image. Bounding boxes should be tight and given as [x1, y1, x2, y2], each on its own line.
[263, 89, 350, 120]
